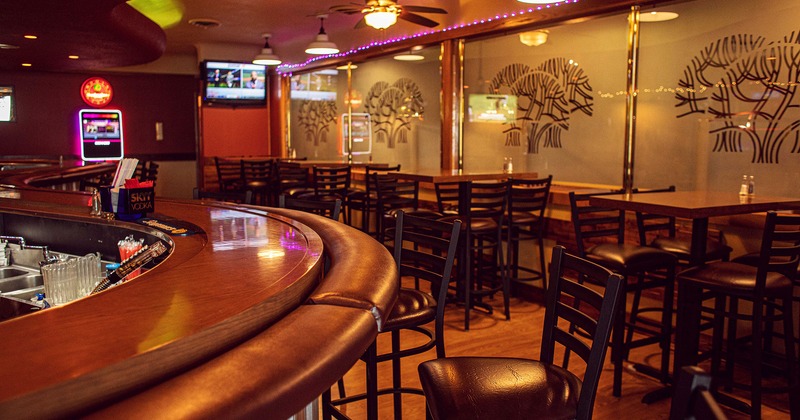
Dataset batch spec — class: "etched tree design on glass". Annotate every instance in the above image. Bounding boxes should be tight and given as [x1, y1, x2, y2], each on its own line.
[490, 58, 593, 153]
[297, 100, 337, 146]
[364, 78, 425, 148]
[676, 33, 800, 164]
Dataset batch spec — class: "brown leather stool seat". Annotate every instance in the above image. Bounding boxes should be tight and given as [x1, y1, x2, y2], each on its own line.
[418, 357, 582, 420]
[679, 262, 792, 294]
[650, 236, 732, 263]
[585, 242, 677, 273]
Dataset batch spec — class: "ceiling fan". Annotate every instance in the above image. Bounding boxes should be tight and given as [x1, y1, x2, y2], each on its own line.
[330, 0, 447, 30]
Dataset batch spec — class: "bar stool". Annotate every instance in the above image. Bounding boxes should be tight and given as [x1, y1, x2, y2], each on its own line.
[372, 172, 441, 243]
[272, 161, 311, 202]
[240, 159, 273, 205]
[346, 164, 401, 236]
[322, 212, 461, 420]
[677, 211, 799, 419]
[439, 180, 511, 331]
[505, 175, 552, 290]
[569, 190, 677, 397]
[214, 156, 244, 192]
[417, 245, 624, 420]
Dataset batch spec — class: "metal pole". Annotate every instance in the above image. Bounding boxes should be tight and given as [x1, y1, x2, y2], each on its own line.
[623, 6, 640, 194]
[346, 62, 353, 165]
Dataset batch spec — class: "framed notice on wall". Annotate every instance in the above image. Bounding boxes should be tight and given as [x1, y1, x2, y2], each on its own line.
[0, 86, 15, 122]
[341, 113, 372, 156]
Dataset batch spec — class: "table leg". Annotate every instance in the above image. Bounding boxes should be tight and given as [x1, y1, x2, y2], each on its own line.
[689, 217, 709, 267]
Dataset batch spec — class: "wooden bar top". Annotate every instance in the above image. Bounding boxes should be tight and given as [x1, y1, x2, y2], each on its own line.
[0, 177, 398, 417]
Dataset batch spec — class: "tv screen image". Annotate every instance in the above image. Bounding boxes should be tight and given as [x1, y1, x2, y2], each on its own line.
[468, 94, 518, 123]
[202, 61, 267, 106]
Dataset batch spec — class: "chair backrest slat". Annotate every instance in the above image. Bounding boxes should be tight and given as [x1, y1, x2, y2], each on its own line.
[755, 211, 800, 288]
[569, 191, 626, 256]
[279, 194, 341, 220]
[393, 212, 461, 357]
[541, 245, 624, 419]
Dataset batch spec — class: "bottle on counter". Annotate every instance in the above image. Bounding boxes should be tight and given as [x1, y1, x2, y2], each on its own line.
[748, 175, 755, 195]
[739, 175, 749, 196]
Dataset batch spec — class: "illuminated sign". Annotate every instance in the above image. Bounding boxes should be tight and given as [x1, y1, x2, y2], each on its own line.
[79, 109, 124, 161]
[80, 77, 113, 107]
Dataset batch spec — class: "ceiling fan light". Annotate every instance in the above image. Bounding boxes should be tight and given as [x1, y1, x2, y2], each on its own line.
[305, 33, 340, 55]
[364, 11, 398, 29]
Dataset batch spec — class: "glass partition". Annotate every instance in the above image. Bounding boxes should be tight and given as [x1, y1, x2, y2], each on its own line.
[636, 0, 800, 196]
[463, 13, 628, 185]
[289, 46, 442, 171]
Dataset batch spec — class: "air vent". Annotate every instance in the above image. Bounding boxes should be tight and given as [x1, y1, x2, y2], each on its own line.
[188, 18, 221, 29]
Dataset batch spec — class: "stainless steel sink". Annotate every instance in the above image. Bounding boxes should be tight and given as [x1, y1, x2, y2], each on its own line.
[0, 274, 43, 293]
[0, 267, 29, 279]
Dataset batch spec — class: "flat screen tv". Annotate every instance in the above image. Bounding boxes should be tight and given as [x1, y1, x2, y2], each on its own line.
[202, 61, 267, 107]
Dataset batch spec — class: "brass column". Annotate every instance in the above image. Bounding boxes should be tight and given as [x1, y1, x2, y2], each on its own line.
[441, 39, 464, 170]
[623, 6, 640, 193]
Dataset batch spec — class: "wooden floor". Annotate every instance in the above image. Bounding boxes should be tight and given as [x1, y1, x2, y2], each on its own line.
[327, 284, 792, 419]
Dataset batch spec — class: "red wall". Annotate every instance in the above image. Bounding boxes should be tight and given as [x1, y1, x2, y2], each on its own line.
[0, 70, 196, 159]
[201, 106, 271, 157]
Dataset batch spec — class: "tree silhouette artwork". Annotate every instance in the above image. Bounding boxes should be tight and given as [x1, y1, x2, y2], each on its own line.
[364, 78, 425, 148]
[490, 58, 593, 153]
[676, 32, 800, 164]
[297, 100, 337, 146]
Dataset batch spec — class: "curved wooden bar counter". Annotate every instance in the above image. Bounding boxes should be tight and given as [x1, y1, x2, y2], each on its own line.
[0, 166, 398, 419]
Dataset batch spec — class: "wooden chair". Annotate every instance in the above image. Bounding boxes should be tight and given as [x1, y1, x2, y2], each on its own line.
[668, 366, 728, 420]
[677, 211, 799, 419]
[278, 194, 341, 221]
[323, 212, 461, 420]
[272, 161, 311, 202]
[417, 245, 624, 420]
[506, 175, 552, 289]
[192, 187, 253, 204]
[569, 190, 677, 397]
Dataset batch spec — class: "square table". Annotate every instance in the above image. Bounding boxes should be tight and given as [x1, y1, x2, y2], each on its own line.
[393, 169, 539, 213]
[589, 190, 800, 402]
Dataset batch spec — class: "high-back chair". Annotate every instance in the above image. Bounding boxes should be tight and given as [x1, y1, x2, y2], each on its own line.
[346, 164, 401, 235]
[192, 187, 253, 205]
[677, 211, 799, 419]
[273, 161, 311, 202]
[372, 172, 441, 243]
[278, 194, 341, 221]
[240, 159, 273, 205]
[506, 175, 552, 290]
[323, 212, 461, 420]
[568, 190, 677, 397]
[214, 157, 244, 192]
[417, 245, 624, 420]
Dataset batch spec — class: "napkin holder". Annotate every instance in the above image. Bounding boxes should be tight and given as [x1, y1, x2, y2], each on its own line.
[99, 186, 155, 220]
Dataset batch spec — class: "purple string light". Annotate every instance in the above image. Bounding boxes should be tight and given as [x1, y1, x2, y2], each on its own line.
[277, 0, 579, 73]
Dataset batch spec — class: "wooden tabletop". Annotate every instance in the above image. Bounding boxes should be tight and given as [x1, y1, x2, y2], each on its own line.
[589, 190, 800, 219]
[394, 169, 539, 183]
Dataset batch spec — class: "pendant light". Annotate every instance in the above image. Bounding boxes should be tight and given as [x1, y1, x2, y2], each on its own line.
[252, 33, 281, 66]
[305, 15, 339, 55]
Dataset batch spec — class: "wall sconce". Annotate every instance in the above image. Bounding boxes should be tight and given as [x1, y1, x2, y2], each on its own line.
[519, 30, 549, 47]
